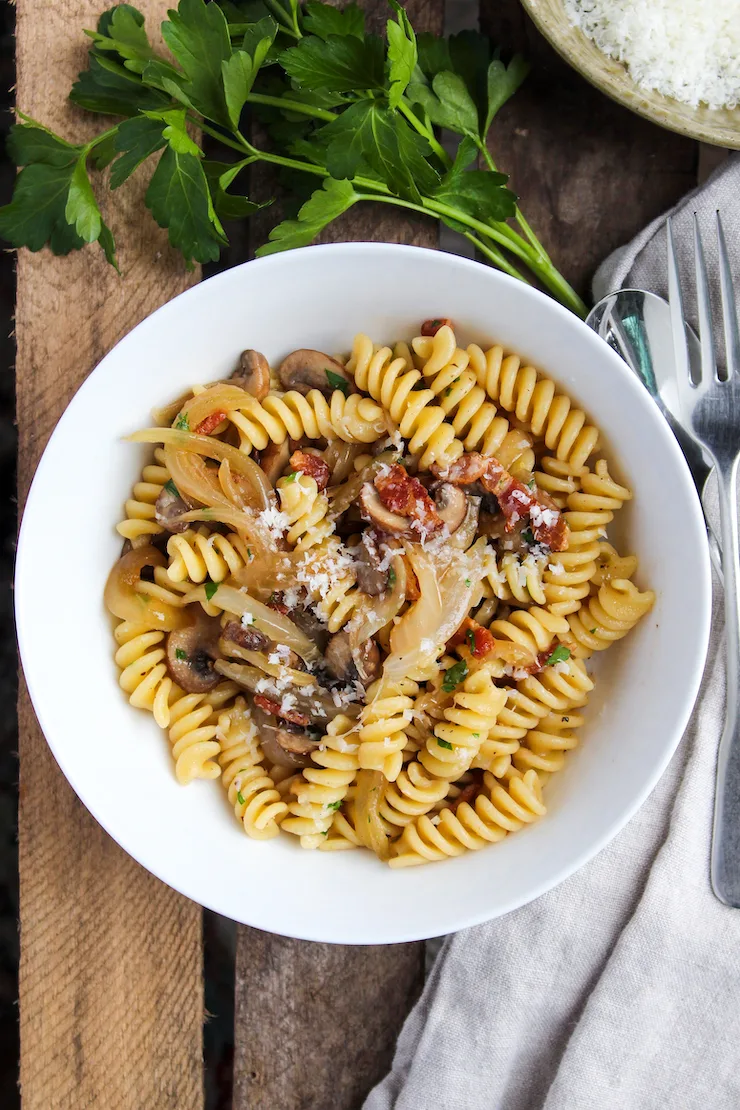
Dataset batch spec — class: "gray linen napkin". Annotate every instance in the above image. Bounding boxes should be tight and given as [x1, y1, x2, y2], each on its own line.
[365, 154, 740, 1110]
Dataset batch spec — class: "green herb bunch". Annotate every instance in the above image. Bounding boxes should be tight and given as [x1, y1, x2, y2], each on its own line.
[0, 0, 587, 316]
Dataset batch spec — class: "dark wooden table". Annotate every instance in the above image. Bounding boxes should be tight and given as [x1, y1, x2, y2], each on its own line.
[16, 1, 717, 1107]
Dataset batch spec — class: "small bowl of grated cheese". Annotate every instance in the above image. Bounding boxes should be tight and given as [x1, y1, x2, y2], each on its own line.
[520, 0, 740, 147]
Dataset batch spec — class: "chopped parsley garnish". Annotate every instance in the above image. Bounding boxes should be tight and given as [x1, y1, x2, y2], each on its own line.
[464, 578, 471, 588]
[466, 628, 476, 652]
[326, 800, 342, 812]
[283, 471, 299, 483]
[387, 567, 396, 588]
[164, 478, 179, 497]
[562, 716, 570, 723]
[472, 732, 480, 739]
[174, 648, 187, 661]
[545, 645, 571, 666]
[247, 548, 252, 560]
[204, 581, 219, 601]
[429, 319, 441, 328]
[522, 527, 535, 546]
[236, 790, 246, 806]
[527, 477, 536, 490]
[326, 369, 349, 396]
[445, 386, 452, 397]
[590, 627, 597, 634]
[437, 738, 454, 750]
[174, 412, 190, 431]
[442, 659, 468, 692]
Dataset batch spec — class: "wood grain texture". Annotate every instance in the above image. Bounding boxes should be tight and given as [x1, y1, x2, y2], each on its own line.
[481, 0, 699, 302]
[16, 3, 204, 1108]
[233, 930, 425, 1110]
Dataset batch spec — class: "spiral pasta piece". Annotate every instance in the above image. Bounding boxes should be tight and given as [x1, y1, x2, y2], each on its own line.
[592, 541, 638, 586]
[479, 546, 547, 607]
[116, 447, 170, 543]
[512, 709, 583, 780]
[114, 620, 172, 728]
[167, 526, 252, 584]
[347, 335, 463, 470]
[227, 388, 386, 452]
[565, 578, 655, 656]
[282, 715, 360, 848]
[217, 696, 288, 838]
[489, 606, 570, 658]
[418, 668, 507, 781]
[320, 802, 363, 851]
[533, 456, 585, 508]
[412, 332, 535, 474]
[379, 760, 451, 830]
[294, 538, 362, 632]
[277, 472, 334, 551]
[469, 344, 599, 469]
[390, 769, 545, 866]
[167, 686, 231, 785]
[358, 677, 420, 782]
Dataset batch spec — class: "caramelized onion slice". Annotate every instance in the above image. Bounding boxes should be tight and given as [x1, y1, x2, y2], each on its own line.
[104, 546, 189, 630]
[354, 770, 390, 860]
[192, 584, 321, 664]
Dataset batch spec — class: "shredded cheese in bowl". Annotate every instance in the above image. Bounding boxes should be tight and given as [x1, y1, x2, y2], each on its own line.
[564, 0, 740, 109]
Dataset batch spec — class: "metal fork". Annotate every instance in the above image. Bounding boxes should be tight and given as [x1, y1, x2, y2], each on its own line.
[668, 212, 740, 906]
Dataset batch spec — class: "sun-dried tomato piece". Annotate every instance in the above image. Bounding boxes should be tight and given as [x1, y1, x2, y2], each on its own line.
[253, 694, 309, 727]
[194, 411, 227, 436]
[289, 449, 331, 491]
[431, 453, 488, 485]
[421, 317, 452, 336]
[266, 591, 289, 615]
[448, 617, 497, 659]
[448, 774, 484, 814]
[374, 463, 442, 533]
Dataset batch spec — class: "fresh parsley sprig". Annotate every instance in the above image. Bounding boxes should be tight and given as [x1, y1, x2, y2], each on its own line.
[0, 0, 587, 316]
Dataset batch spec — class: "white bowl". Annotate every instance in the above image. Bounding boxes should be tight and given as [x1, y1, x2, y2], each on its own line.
[16, 244, 711, 943]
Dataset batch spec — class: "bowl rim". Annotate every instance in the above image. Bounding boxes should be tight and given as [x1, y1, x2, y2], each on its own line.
[520, 0, 740, 150]
[15, 242, 713, 941]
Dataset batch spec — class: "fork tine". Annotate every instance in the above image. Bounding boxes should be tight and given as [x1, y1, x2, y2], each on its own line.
[667, 216, 693, 384]
[716, 211, 740, 379]
[694, 212, 717, 381]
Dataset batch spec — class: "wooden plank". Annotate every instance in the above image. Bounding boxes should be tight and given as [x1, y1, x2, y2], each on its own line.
[481, 0, 699, 303]
[16, 4, 205, 1108]
[233, 931, 425, 1110]
[232, 2, 442, 1106]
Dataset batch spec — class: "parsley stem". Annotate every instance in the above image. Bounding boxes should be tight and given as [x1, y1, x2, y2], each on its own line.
[246, 92, 336, 122]
[398, 99, 451, 168]
[195, 119, 254, 155]
[463, 233, 529, 283]
[263, 0, 302, 39]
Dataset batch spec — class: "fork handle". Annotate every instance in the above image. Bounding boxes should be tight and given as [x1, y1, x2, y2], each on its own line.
[710, 452, 740, 906]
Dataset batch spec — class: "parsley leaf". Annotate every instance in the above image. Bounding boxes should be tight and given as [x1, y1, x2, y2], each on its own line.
[522, 527, 535, 546]
[472, 732, 480, 738]
[175, 647, 187, 661]
[442, 659, 468, 692]
[204, 580, 219, 601]
[545, 645, 571, 666]
[303, 2, 364, 40]
[466, 628, 475, 652]
[222, 35, 273, 130]
[164, 478, 179, 496]
[174, 412, 190, 430]
[387, 566, 396, 588]
[283, 470, 299, 482]
[433, 136, 516, 222]
[256, 177, 358, 256]
[485, 55, 529, 134]
[326, 799, 342, 811]
[386, 0, 417, 110]
[145, 146, 225, 265]
[110, 116, 167, 189]
[408, 71, 479, 137]
[160, 0, 233, 126]
[237, 789, 246, 805]
[437, 737, 454, 750]
[281, 32, 385, 93]
[326, 368, 349, 395]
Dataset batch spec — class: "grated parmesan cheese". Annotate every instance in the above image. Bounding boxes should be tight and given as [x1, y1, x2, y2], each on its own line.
[258, 504, 290, 540]
[564, 0, 740, 109]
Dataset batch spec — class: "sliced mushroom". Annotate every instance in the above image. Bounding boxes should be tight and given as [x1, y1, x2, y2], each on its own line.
[257, 439, 291, 486]
[432, 483, 468, 534]
[231, 349, 270, 401]
[289, 605, 330, 654]
[353, 537, 391, 596]
[324, 631, 381, 686]
[278, 349, 356, 397]
[359, 484, 409, 535]
[221, 620, 270, 653]
[166, 617, 222, 693]
[251, 703, 319, 768]
[155, 483, 193, 534]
